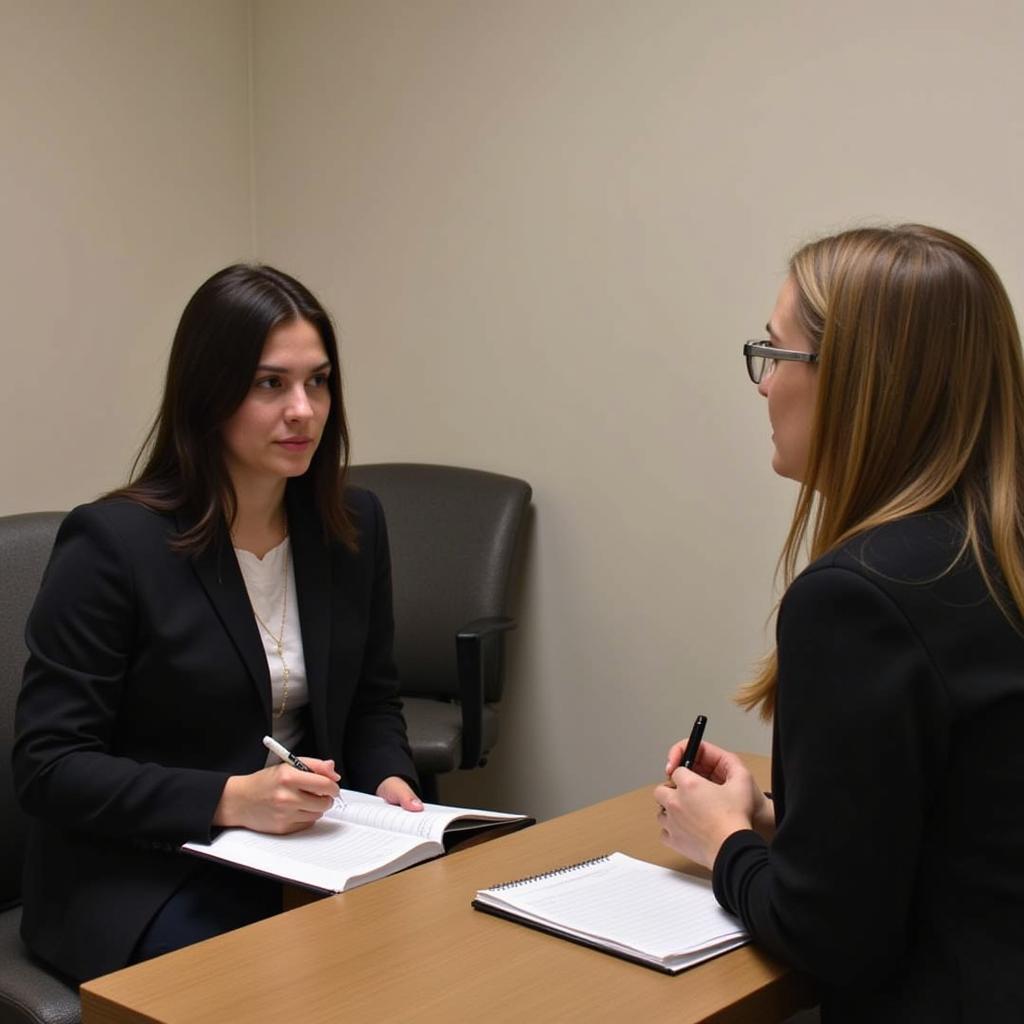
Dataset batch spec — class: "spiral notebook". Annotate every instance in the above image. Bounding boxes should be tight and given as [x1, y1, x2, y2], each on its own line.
[472, 852, 748, 974]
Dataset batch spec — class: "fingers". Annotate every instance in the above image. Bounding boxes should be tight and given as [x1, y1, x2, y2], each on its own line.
[664, 740, 686, 776]
[653, 783, 679, 847]
[272, 789, 332, 821]
[666, 739, 738, 784]
[654, 767, 754, 867]
[376, 776, 424, 811]
[395, 791, 424, 811]
[279, 765, 338, 799]
[664, 753, 736, 801]
[268, 765, 337, 824]
[221, 769, 332, 833]
[692, 741, 748, 785]
[652, 782, 675, 815]
[299, 757, 341, 783]
[665, 737, 724, 776]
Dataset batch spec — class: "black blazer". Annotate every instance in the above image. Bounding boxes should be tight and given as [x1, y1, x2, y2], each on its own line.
[713, 506, 1024, 1022]
[13, 483, 417, 982]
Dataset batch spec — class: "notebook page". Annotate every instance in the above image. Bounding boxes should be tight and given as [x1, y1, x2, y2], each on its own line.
[477, 852, 746, 960]
[335, 789, 525, 843]
[186, 819, 433, 892]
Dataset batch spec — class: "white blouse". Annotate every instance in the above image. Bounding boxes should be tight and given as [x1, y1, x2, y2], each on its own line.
[234, 536, 310, 764]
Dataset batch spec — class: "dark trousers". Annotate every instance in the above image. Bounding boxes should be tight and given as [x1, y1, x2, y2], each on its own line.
[130, 863, 282, 964]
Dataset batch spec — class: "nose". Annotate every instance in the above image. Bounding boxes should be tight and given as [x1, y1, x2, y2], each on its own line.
[284, 383, 314, 421]
[757, 372, 771, 399]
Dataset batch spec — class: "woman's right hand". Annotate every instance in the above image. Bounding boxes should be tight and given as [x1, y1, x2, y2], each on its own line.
[213, 758, 340, 834]
[664, 739, 776, 841]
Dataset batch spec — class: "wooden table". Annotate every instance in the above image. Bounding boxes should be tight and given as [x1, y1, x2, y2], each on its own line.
[81, 755, 812, 1023]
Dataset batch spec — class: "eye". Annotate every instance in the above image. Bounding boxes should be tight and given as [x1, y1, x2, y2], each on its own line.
[255, 376, 282, 390]
[307, 373, 330, 389]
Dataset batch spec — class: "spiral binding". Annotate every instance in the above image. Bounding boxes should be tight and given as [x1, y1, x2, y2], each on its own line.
[485, 853, 612, 891]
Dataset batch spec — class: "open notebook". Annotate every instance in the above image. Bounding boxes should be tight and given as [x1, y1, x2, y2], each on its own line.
[183, 789, 531, 893]
[473, 852, 748, 974]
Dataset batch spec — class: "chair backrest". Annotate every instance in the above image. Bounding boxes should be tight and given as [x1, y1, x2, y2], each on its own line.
[0, 512, 65, 911]
[346, 464, 531, 701]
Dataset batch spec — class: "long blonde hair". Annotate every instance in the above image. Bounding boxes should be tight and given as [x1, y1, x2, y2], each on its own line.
[738, 225, 1024, 719]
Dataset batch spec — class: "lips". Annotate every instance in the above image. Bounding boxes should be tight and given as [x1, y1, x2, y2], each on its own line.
[276, 437, 314, 452]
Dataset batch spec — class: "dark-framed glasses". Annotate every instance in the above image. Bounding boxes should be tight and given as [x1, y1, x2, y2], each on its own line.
[743, 340, 818, 384]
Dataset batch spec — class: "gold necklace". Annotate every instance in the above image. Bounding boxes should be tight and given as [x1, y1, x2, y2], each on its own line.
[249, 543, 291, 719]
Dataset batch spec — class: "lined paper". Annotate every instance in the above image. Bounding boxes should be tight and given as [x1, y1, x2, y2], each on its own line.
[183, 792, 528, 892]
[192, 820, 430, 892]
[336, 789, 521, 842]
[475, 852, 748, 972]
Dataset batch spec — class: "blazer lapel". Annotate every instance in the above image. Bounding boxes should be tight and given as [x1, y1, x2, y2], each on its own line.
[287, 486, 332, 738]
[183, 513, 274, 724]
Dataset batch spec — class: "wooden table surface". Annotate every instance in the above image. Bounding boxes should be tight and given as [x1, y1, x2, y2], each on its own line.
[81, 754, 812, 1024]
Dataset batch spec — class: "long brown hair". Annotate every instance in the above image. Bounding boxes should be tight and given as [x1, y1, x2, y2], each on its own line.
[110, 264, 357, 553]
[738, 225, 1024, 718]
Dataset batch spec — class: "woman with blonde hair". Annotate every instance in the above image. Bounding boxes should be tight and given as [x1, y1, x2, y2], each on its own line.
[654, 225, 1024, 1021]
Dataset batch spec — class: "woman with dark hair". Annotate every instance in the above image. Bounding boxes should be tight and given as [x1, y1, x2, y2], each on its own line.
[13, 264, 421, 982]
[654, 226, 1024, 1021]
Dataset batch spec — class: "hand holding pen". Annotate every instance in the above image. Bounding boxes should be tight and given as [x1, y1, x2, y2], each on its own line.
[657, 713, 756, 868]
[655, 718, 777, 866]
[263, 734, 346, 809]
[664, 714, 707, 787]
[263, 735, 315, 773]
[211, 737, 341, 835]
[264, 737, 422, 814]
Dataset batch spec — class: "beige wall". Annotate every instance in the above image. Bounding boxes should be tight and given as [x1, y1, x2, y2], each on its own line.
[0, 0, 252, 512]
[250, 0, 1024, 818]
[7, 1, 1024, 820]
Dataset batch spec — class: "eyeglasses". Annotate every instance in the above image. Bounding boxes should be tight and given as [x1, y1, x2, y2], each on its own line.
[743, 340, 818, 384]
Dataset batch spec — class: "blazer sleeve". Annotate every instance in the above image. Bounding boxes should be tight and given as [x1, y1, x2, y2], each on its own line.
[712, 565, 951, 987]
[340, 490, 418, 793]
[12, 505, 229, 843]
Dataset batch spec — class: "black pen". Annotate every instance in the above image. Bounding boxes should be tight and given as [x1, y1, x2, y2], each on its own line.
[262, 734, 313, 773]
[680, 714, 708, 770]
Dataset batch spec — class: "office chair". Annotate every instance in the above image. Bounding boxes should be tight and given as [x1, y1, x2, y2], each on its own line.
[0, 512, 80, 1024]
[346, 464, 531, 802]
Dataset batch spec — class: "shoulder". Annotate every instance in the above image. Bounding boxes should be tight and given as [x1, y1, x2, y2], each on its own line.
[33, 500, 179, 617]
[343, 485, 388, 550]
[828, 507, 967, 582]
[783, 506, 986, 630]
[343, 485, 382, 525]
[285, 479, 386, 565]
[776, 525, 951, 707]
[51, 499, 179, 577]
[59, 498, 176, 552]
[798, 507, 969, 592]
[285, 476, 383, 536]
[64, 497, 174, 534]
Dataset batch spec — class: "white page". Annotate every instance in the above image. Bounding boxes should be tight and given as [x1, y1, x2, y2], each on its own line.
[333, 789, 526, 844]
[184, 819, 437, 892]
[477, 853, 747, 962]
[183, 793, 526, 892]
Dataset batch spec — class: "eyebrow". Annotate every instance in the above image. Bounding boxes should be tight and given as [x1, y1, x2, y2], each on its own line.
[255, 360, 332, 374]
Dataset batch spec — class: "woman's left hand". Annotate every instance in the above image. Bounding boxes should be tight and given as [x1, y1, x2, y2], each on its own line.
[376, 775, 424, 811]
[653, 741, 760, 868]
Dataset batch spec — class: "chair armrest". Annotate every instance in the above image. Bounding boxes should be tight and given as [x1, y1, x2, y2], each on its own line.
[455, 617, 516, 769]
